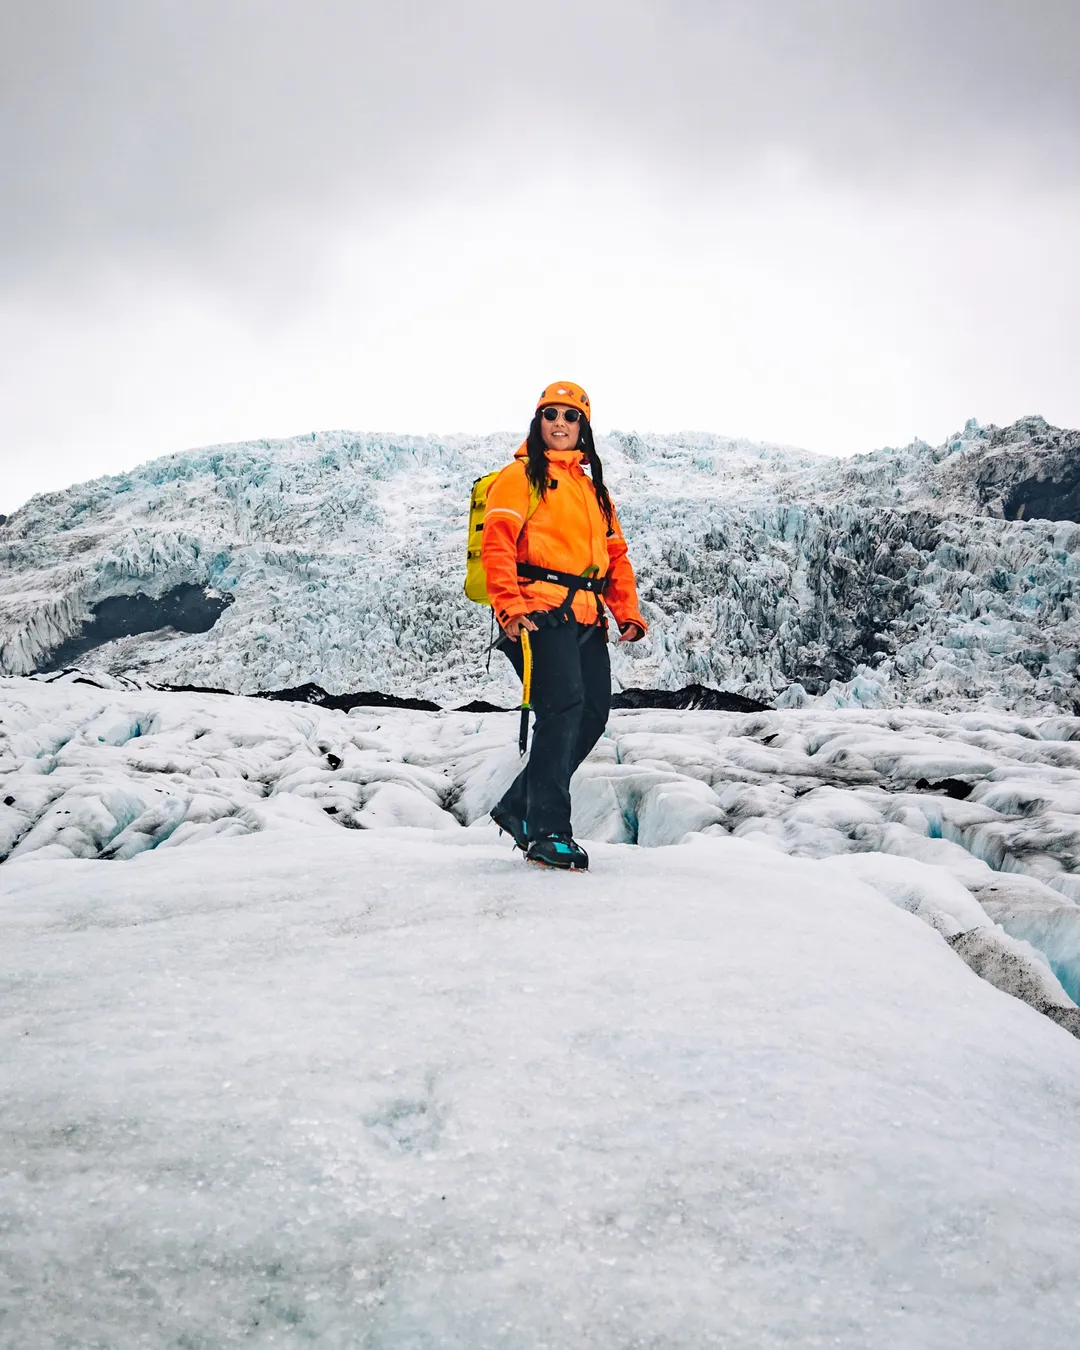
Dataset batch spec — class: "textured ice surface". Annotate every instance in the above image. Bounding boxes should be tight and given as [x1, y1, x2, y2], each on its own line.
[7, 680, 1080, 1344]
[5, 675, 1080, 1004]
[2, 415, 1079, 710]
[6, 827, 1080, 1348]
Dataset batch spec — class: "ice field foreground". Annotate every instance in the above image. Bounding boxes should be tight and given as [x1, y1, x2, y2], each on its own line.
[6, 831, 1080, 1348]
[6, 682, 1080, 1345]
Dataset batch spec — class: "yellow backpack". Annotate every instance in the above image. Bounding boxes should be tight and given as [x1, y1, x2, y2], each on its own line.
[464, 470, 541, 605]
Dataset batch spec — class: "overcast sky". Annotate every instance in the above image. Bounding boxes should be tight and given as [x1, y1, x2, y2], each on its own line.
[2, 0, 1079, 513]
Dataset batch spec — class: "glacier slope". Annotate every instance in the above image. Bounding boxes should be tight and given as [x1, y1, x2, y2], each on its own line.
[5, 823, 1080, 1348]
[1, 416, 1078, 710]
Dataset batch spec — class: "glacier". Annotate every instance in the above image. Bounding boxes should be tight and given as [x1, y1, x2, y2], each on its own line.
[5, 677, 1080, 1346]
[5, 412, 1080, 1346]
[2, 414, 1078, 711]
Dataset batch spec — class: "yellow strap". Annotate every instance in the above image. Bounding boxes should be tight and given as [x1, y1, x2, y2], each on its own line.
[520, 629, 533, 709]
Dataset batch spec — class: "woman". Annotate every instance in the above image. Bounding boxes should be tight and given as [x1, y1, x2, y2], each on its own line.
[482, 381, 647, 870]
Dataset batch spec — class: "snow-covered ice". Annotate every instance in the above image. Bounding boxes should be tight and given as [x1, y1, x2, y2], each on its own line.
[7, 827, 1080, 1348]
[5, 679, 1080, 1345]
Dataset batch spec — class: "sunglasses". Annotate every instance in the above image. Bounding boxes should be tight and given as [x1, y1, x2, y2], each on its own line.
[541, 406, 583, 424]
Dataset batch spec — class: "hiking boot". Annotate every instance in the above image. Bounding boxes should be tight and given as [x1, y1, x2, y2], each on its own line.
[490, 805, 529, 851]
[526, 834, 589, 871]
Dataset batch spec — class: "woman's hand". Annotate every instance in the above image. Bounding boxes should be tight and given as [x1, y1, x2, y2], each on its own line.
[618, 622, 645, 643]
[503, 615, 539, 641]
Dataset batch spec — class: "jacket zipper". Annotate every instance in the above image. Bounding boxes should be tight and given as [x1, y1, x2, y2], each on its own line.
[571, 463, 604, 622]
[573, 464, 601, 571]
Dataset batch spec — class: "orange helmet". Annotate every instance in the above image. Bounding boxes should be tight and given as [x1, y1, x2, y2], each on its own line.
[536, 381, 591, 422]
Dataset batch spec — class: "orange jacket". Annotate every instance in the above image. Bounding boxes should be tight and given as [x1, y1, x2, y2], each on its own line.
[481, 444, 647, 632]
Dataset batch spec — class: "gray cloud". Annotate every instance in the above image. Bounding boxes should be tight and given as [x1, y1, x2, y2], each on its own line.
[617, 0, 1080, 180]
[2, 0, 1078, 291]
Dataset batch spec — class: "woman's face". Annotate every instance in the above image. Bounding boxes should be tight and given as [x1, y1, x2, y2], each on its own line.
[539, 405, 582, 452]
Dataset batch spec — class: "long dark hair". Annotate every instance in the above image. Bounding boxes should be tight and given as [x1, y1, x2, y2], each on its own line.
[525, 413, 615, 530]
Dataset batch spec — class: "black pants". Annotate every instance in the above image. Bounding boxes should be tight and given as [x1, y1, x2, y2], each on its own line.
[496, 616, 611, 840]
